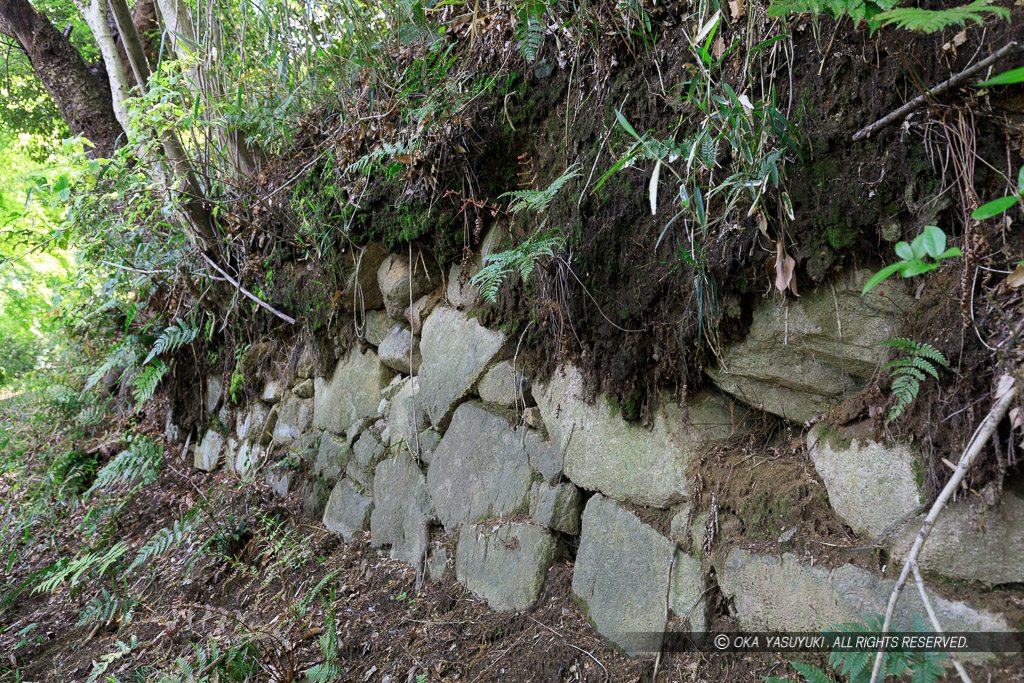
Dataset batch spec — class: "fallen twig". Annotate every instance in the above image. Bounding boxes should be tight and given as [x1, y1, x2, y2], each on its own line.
[869, 377, 1017, 683]
[853, 42, 1020, 141]
[200, 252, 296, 325]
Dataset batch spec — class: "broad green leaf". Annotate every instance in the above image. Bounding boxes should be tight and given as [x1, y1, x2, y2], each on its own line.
[919, 225, 946, 259]
[909, 232, 928, 260]
[614, 109, 641, 141]
[862, 262, 903, 295]
[971, 195, 1019, 220]
[978, 66, 1024, 87]
[894, 241, 914, 261]
[900, 261, 937, 277]
[938, 246, 962, 259]
[1018, 165, 1024, 194]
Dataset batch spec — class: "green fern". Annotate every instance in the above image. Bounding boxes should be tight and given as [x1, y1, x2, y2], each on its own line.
[85, 337, 140, 391]
[128, 516, 199, 574]
[881, 338, 949, 423]
[788, 660, 833, 683]
[35, 542, 130, 593]
[501, 164, 581, 214]
[87, 435, 164, 496]
[471, 230, 565, 302]
[303, 612, 341, 682]
[76, 588, 137, 627]
[515, 0, 548, 62]
[86, 636, 138, 683]
[875, 0, 1008, 32]
[132, 361, 168, 404]
[142, 318, 199, 366]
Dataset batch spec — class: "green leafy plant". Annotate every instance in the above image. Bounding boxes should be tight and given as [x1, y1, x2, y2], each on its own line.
[303, 611, 341, 681]
[767, 0, 1007, 32]
[881, 338, 949, 423]
[764, 614, 947, 683]
[502, 164, 581, 214]
[971, 162, 1023, 221]
[471, 230, 565, 303]
[76, 587, 137, 628]
[127, 515, 200, 574]
[86, 435, 163, 496]
[515, 0, 549, 62]
[35, 542, 129, 594]
[861, 226, 961, 295]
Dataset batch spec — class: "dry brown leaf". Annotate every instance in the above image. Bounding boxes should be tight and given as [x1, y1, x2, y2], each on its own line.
[1006, 263, 1024, 288]
[713, 37, 726, 60]
[756, 211, 769, 238]
[772, 240, 798, 295]
[729, 0, 746, 20]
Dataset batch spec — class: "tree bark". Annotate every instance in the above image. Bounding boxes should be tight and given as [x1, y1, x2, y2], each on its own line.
[0, 0, 124, 157]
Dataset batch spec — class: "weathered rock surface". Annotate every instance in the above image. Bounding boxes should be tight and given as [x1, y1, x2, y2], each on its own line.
[718, 549, 1008, 637]
[477, 360, 529, 407]
[272, 398, 313, 445]
[266, 466, 292, 498]
[892, 485, 1024, 585]
[377, 324, 421, 375]
[669, 551, 707, 631]
[353, 430, 385, 469]
[302, 478, 332, 519]
[314, 349, 393, 434]
[445, 225, 505, 310]
[206, 377, 222, 415]
[362, 309, 394, 346]
[378, 251, 442, 320]
[370, 453, 433, 565]
[529, 481, 582, 534]
[426, 403, 533, 528]
[707, 268, 910, 423]
[419, 308, 507, 427]
[313, 433, 351, 485]
[521, 429, 561, 482]
[293, 378, 315, 399]
[386, 378, 428, 449]
[195, 430, 224, 471]
[344, 241, 387, 311]
[808, 423, 922, 538]
[323, 479, 373, 542]
[261, 379, 284, 404]
[234, 441, 256, 476]
[536, 366, 742, 507]
[456, 523, 555, 611]
[296, 345, 315, 379]
[345, 460, 374, 493]
[236, 402, 269, 442]
[572, 495, 705, 655]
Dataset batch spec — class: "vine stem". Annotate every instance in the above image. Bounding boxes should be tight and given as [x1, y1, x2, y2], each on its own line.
[853, 41, 1021, 141]
[868, 378, 1017, 683]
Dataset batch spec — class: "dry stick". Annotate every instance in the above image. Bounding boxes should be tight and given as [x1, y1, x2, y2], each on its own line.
[852, 42, 1021, 141]
[199, 252, 296, 324]
[911, 562, 973, 683]
[868, 380, 1018, 683]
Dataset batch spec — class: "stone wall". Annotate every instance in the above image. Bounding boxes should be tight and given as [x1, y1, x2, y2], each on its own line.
[174, 241, 1018, 658]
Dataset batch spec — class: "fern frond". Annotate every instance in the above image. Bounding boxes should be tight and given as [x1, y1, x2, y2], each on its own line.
[883, 338, 948, 423]
[501, 164, 581, 214]
[142, 318, 199, 366]
[788, 659, 832, 683]
[471, 230, 565, 302]
[85, 337, 140, 391]
[86, 636, 138, 683]
[76, 588, 136, 627]
[36, 542, 130, 593]
[87, 435, 163, 496]
[132, 361, 168, 404]
[876, 0, 1009, 32]
[128, 516, 199, 574]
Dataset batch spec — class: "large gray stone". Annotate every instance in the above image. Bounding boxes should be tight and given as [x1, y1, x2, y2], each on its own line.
[529, 481, 582, 534]
[446, 225, 505, 310]
[892, 484, 1024, 585]
[271, 398, 314, 445]
[261, 379, 284, 404]
[323, 479, 373, 542]
[362, 309, 394, 346]
[419, 308, 507, 427]
[296, 345, 315, 379]
[378, 324, 421, 375]
[195, 430, 224, 471]
[669, 551, 707, 631]
[234, 441, 256, 476]
[345, 460, 374, 493]
[536, 366, 743, 507]
[378, 251, 442, 320]
[353, 430, 385, 469]
[807, 423, 923, 538]
[521, 428, 562, 482]
[370, 453, 433, 565]
[293, 378, 315, 399]
[707, 268, 911, 423]
[386, 378, 429, 449]
[313, 433, 351, 485]
[572, 495, 705, 655]
[477, 360, 529, 407]
[206, 376, 222, 415]
[236, 402, 269, 441]
[426, 403, 533, 528]
[313, 349, 393, 434]
[456, 523, 555, 611]
[344, 241, 387, 311]
[718, 549, 1008, 638]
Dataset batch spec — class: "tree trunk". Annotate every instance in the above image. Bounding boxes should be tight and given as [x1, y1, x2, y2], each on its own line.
[0, 0, 124, 157]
